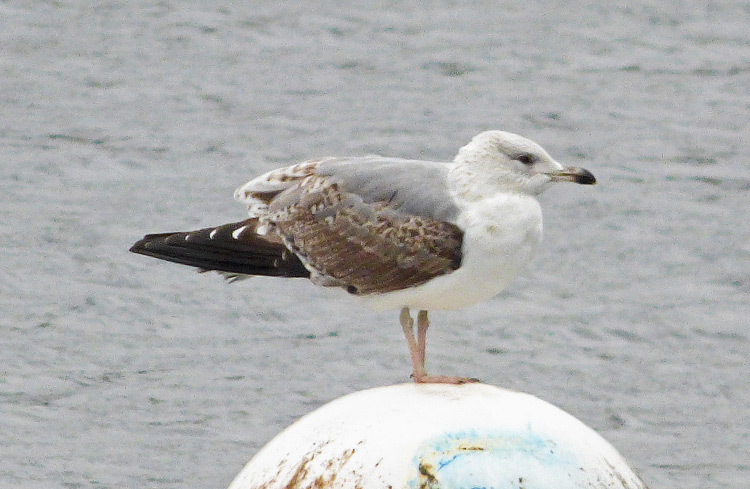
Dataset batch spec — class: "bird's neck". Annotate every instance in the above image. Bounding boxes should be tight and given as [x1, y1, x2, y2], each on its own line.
[447, 162, 523, 204]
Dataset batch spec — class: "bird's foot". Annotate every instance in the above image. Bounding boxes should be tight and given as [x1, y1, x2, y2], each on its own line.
[412, 374, 480, 384]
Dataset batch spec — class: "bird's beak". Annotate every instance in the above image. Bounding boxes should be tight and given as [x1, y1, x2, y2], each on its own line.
[546, 167, 596, 185]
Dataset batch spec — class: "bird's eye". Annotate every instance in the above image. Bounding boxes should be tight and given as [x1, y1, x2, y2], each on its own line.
[517, 154, 534, 165]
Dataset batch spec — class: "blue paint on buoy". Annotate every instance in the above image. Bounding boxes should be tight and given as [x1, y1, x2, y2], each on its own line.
[410, 428, 579, 489]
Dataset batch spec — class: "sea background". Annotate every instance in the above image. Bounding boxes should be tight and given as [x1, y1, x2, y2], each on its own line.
[1, 1, 748, 488]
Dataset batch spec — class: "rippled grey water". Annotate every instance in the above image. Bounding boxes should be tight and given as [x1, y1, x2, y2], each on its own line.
[2, 1, 747, 488]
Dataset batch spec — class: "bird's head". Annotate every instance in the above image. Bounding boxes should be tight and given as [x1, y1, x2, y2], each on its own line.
[453, 130, 595, 195]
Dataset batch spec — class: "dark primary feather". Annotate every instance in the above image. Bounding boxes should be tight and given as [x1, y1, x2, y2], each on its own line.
[129, 219, 310, 278]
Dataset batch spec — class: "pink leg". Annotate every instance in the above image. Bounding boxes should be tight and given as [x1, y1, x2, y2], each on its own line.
[400, 307, 427, 380]
[416, 310, 429, 368]
[400, 308, 479, 385]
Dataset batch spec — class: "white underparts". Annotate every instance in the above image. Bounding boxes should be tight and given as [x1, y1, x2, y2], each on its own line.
[361, 192, 543, 311]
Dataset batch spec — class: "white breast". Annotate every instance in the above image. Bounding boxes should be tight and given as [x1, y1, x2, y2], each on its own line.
[361, 193, 543, 312]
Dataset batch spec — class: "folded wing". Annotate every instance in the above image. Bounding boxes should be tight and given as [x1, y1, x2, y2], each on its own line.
[235, 156, 464, 294]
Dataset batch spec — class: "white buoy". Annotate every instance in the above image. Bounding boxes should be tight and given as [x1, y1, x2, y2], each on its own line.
[228, 384, 646, 489]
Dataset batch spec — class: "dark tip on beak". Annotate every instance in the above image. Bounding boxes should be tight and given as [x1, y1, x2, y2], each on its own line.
[549, 167, 596, 185]
[572, 167, 596, 185]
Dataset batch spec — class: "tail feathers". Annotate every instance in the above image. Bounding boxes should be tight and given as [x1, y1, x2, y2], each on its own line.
[129, 219, 310, 278]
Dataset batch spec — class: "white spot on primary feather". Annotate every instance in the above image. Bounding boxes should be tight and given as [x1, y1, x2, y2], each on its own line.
[209, 228, 218, 239]
[232, 226, 247, 239]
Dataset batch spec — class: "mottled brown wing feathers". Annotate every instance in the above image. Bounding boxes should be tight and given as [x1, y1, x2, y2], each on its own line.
[269, 176, 463, 294]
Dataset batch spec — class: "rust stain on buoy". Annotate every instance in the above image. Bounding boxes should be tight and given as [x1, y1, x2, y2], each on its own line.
[418, 462, 440, 489]
[277, 441, 358, 489]
[457, 444, 485, 451]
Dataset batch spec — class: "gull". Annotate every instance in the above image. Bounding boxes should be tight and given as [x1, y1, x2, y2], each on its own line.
[130, 130, 595, 383]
